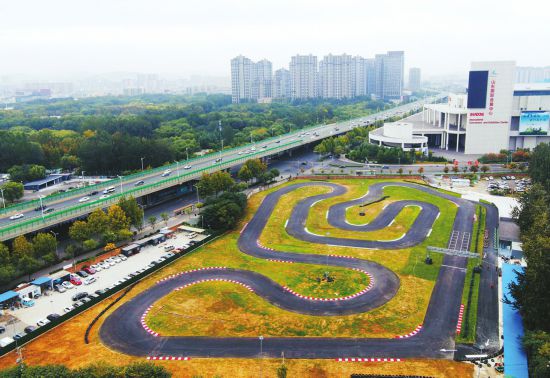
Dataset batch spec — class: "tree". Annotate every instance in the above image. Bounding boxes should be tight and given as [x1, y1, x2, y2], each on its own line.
[118, 196, 144, 230]
[238, 164, 254, 183]
[32, 233, 57, 260]
[123, 362, 171, 378]
[528, 142, 550, 192]
[417, 167, 424, 176]
[480, 165, 490, 173]
[0, 243, 10, 266]
[397, 168, 403, 175]
[12, 235, 34, 262]
[443, 166, 449, 174]
[452, 165, 459, 174]
[469, 165, 479, 173]
[0, 182, 24, 203]
[107, 205, 130, 232]
[87, 208, 110, 236]
[148, 216, 158, 230]
[197, 171, 235, 197]
[276, 363, 288, 378]
[69, 220, 91, 245]
[7, 164, 46, 182]
[160, 212, 169, 226]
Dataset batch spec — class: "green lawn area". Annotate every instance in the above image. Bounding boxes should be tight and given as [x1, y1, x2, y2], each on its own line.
[457, 205, 485, 343]
[144, 178, 459, 338]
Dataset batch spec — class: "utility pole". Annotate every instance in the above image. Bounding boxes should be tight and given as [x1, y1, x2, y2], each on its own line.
[140, 157, 145, 171]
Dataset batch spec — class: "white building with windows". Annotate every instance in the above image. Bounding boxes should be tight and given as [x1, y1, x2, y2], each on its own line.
[289, 54, 318, 100]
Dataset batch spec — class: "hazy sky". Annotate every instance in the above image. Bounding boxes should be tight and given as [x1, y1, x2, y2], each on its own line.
[1, 0, 548, 79]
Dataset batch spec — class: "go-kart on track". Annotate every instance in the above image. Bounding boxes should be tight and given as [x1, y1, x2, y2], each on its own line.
[100, 181, 480, 360]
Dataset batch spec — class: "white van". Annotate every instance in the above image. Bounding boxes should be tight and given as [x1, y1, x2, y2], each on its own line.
[164, 245, 175, 252]
[102, 186, 116, 194]
[187, 232, 198, 239]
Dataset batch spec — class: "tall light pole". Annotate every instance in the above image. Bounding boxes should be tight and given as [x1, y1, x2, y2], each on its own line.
[117, 176, 123, 195]
[219, 120, 224, 159]
[0, 188, 5, 209]
[39, 196, 45, 220]
[175, 161, 180, 183]
[140, 157, 145, 171]
[185, 148, 189, 162]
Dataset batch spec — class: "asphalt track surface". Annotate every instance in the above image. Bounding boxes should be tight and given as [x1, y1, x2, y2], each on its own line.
[100, 181, 483, 359]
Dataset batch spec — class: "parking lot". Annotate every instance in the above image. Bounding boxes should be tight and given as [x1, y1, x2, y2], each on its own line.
[481, 175, 531, 195]
[0, 230, 208, 340]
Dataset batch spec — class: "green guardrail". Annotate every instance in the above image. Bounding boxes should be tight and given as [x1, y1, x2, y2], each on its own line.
[0, 96, 437, 217]
[0, 140, 300, 239]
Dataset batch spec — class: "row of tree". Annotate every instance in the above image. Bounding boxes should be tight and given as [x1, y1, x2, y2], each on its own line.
[508, 143, 550, 375]
[0, 361, 170, 377]
[0, 94, 388, 175]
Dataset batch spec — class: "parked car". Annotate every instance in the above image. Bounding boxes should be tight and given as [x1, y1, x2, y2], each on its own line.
[54, 284, 66, 293]
[61, 281, 74, 290]
[117, 254, 127, 261]
[13, 333, 25, 340]
[24, 326, 36, 334]
[90, 264, 102, 272]
[9, 213, 24, 220]
[95, 289, 106, 295]
[76, 270, 89, 278]
[83, 277, 96, 285]
[71, 292, 88, 301]
[70, 277, 82, 286]
[81, 297, 92, 303]
[0, 326, 5, 334]
[83, 267, 96, 275]
[36, 319, 50, 327]
[63, 306, 72, 313]
[164, 245, 175, 252]
[112, 257, 122, 263]
[99, 261, 110, 269]
[46, 313, 60, 321]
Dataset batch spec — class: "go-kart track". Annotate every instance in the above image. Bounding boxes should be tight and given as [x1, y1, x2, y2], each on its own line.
[100, 181, 496, 360]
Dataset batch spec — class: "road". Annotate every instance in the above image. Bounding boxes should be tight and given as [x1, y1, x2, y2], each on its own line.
[0, 95, 444, 241]
[100, 181, 489, 359]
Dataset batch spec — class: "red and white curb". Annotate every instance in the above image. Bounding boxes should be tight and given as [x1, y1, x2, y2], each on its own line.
[267, 259, 294, 263]
[157, 267, 228, 283]
[257, 241, 275, 251]
[456, 304, 464, 334]
[282, 269, 373, 301]
[141, 305, 160, 337]
[174, 278, 254, 293]
[147, 356, 191, 361]
[336, 358, 401, 362]
[328, 254, 355, 259]
[394, 324, 423, 338]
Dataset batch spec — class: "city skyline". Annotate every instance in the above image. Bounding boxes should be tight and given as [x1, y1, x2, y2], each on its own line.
[1, 0, 549, 79]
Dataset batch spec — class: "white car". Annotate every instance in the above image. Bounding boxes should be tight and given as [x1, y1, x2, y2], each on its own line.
[161, 169, 172, 177]
[104, 258, 116, 266]
[90, 264, 102, 272]
[9, 213, 24, 220]
[83, 277, 96, 285]
[238, 151, 244, 155]
[78, 197, 90, 203]
[99, 194, 110, 200]
[112, 257, 122, 263]
[63, 307, 72, 313]
[117, 254, 128, 261]
[62, 281, 74, 290]
[36, 319, 50, 327]
[250, 147, 256, 151]
[184, 165, 191, 169]
[99, 262, 110, 269]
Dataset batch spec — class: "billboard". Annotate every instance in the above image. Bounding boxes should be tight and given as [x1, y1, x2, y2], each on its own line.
[519, 111, 550, 135]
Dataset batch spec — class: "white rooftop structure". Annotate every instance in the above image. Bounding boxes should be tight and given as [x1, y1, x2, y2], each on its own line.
[368, 121, 428, 152]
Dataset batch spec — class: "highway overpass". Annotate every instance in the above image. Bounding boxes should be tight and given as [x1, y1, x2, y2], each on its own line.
[0, 94, 445, 241]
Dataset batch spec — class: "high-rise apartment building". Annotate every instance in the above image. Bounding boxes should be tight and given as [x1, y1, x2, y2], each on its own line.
[352, 56, 368, 97]
[251, 59, 272, 100]
[366, 58, 376, 96]
[319, 54, 354, 99]
[231, 55, 253, 103]
[374, 51, 404, 100]
[231, 56, 272, 103]
[289, 55, 318, 100]
[408, 67, 421, 91]
[273, 68, 291, 99]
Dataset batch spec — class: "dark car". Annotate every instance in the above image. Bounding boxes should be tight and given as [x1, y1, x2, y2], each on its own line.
[43, 207, 55, 214]
[89, 191, 99, 196]
[46, 313, 60, 322]
[13, 332, 25, 340]
[71, 292, 89, 301]
[134, 180, 145, 186]
[94, 289, 106, 295]
[76, 270, 89, 278]
[0, 325, 5, 334]
[24, 326, 36, 334]
[34, 206, 45, 212]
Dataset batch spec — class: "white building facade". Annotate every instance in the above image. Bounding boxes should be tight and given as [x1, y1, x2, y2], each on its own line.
[289, 55, 318, 100]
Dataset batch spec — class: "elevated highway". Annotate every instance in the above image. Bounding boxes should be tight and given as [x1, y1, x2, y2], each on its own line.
[0, 94, 445, 241]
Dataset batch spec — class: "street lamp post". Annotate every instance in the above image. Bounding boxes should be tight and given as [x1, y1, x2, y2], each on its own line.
[39, 196, 45, 220]
[140, 157, 145, 171]
[0, 188, 5, 209]
[117, 176, 123, 194]
[175, 161, 180, 183]
[186, 148, 189, 162]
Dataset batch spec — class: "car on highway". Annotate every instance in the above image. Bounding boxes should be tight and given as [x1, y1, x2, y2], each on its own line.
[34, 205, 46, 212]
[134, 180, 145, 186]
[161, 169, 172, 177]
[78, 196, 90, 203]
[72, 292, 88, 301]
[43, 207, 55, 214]
[9, 213, 24, 220]
[61, 281, 74, 290]
[184, 165, 191, 169]
[89, 190, 99, 196]
[261, 145, 267, 149]
[215, 158, 222, 163]
[99, 194, 110, 200]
